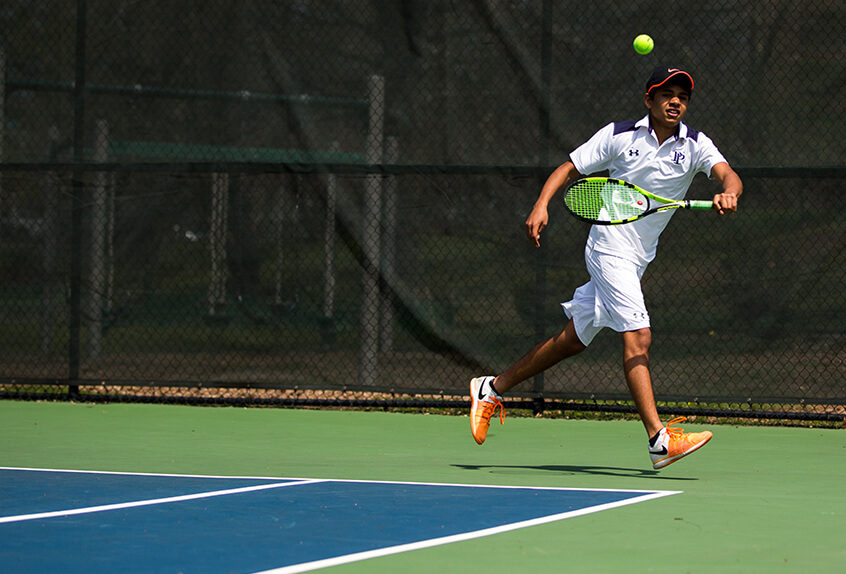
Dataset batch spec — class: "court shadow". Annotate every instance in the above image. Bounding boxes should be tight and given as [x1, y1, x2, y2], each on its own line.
[451, 463, 697, 481]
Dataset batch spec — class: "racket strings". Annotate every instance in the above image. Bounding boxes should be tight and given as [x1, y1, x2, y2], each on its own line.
[565, 180, 649, 222]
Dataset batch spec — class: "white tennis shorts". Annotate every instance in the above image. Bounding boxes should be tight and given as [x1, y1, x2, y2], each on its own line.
[561, 248, 650, 346]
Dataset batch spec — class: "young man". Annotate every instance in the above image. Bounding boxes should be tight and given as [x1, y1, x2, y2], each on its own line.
[470, 66, 743, 469]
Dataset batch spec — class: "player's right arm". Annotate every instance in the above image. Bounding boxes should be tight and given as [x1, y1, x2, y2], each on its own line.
[525, 161, 582, 247]
[709, 161, 743, 214]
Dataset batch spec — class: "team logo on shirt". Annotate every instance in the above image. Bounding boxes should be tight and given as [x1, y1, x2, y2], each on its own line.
[672, 151, 686, 165]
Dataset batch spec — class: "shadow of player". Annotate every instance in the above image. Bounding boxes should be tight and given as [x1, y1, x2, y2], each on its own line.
[452, 463, 697, 481]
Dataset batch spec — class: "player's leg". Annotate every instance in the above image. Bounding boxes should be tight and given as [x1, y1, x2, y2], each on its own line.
[470, 318, 586, 445]
[495, 318, 586, 394]
[622, 329, 715, 469]
[621, 328, 662, 438]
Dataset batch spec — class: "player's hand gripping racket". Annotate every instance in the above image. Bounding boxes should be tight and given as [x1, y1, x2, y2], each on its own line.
[563, 177, 713, 225]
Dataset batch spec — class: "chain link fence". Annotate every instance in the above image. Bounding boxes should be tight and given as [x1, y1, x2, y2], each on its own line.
[1, 1, 844, 422]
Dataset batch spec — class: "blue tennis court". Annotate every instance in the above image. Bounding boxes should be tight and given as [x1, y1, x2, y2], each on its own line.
[1, 467, 678, 573]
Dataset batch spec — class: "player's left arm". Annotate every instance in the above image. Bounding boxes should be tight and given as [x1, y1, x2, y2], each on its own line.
[709, 161, 743, 215]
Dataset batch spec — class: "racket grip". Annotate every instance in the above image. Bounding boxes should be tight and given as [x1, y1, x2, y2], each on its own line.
[686, 200, 714, 210]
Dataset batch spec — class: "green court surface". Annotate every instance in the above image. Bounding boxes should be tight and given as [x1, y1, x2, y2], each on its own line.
[1, 401, 843, 573]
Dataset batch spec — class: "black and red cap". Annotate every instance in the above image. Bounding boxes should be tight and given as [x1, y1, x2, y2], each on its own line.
[645, 66, 694, 95]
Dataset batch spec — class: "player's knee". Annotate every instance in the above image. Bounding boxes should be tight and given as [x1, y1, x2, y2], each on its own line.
[623, 328, 651, 357]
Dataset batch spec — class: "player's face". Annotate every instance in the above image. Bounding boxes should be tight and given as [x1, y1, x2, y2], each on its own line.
[645, 85, 690, 131]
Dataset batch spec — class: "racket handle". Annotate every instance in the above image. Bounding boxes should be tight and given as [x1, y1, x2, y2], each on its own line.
[686, 199, 714, 210]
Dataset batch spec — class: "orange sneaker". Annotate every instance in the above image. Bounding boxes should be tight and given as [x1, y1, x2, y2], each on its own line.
[649, 417, 713, 469]
[470, 376, 504, 445]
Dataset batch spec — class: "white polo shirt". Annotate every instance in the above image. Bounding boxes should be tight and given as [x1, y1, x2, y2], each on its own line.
[569, 115, 727, 266]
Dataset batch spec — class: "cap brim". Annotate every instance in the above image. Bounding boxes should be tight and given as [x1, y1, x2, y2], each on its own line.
[646, 71, 694, 94]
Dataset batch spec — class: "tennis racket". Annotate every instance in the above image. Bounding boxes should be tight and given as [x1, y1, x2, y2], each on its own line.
[563, 177, 713, 225]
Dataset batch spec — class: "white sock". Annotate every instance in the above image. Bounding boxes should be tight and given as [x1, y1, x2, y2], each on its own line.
[487, 378, 502, 399]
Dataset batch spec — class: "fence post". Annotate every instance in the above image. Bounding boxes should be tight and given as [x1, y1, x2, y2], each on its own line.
[321, 142, 339, 345]
[87, 119, 109, 359]
[41, 128, 61, 355]
[105, 171, 115, 318]
[532, 0, 554, 399]
[272, 180, 285, 311]
[208, 172, 229, 318]
[358, 74, 385, 387]
[68, 0, 88, 393]
[380, 136, 398, 352]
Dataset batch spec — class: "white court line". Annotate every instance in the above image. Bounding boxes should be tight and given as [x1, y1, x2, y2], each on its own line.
[0, 478, 322, 524]
[252, 490, 679, 574]
[313, 476, 677, 494]
[0, 467, 676, 495]
[0, 466, 286, 481]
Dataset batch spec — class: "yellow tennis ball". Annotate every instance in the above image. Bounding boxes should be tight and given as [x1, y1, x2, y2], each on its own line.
[633, 34, 654, 55]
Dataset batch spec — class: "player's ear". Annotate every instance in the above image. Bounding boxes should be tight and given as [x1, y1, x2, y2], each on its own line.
[643, 92, 653, 110]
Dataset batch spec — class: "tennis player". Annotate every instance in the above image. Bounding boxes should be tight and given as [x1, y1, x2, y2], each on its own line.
[470, 66, 743, 469]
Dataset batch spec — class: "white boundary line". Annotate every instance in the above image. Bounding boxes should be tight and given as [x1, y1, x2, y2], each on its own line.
[1, 467, 681, 572]
[0, 467, 678, 495]
[0, 478, 321, 524]
[0, 466, 286, 481]
[311, 476, 675, 494]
